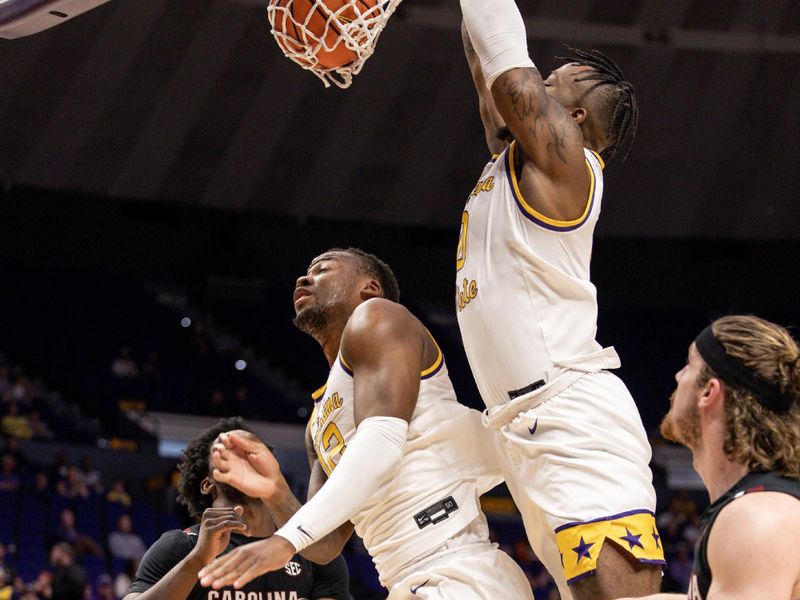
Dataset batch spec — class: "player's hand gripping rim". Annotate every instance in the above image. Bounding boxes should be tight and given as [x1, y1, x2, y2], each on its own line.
[197, 535, 296, 589]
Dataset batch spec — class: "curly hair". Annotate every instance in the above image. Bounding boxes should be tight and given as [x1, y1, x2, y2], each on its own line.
[697, 316, 800, 477]
[176, 416, 252, 520]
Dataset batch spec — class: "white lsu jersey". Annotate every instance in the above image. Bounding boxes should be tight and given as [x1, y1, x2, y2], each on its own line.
[308, 343, 501, 587]
[456, 141, 617, 409]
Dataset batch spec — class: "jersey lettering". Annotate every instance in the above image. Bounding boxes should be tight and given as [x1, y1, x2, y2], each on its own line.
[318, 421, 346, 476]
[207, 592, 298, 600]
[470, 176, 495, 197]
[456, 211, 469, 271]
[283, 561, 302, 576]
[456, 277, 478, 312]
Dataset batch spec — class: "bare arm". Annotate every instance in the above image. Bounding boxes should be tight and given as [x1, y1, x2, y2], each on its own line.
[461, 21, 507, 156]
[461, 0, 590, 220]
[705, 492, 800, 599]
[343, 298, 424, 426]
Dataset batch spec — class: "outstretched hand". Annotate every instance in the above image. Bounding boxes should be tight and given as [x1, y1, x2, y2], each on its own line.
[197, 535, 296, 589]
[211, 430, 284, 501]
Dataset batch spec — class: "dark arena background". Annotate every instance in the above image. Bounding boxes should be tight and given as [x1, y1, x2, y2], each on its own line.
[1, 1, 799, 598]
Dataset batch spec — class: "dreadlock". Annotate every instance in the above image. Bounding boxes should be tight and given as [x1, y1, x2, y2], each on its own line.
[557, 46, 638, 164]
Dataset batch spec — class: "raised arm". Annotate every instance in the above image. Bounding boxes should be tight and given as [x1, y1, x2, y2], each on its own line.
[461, 21, 507, 156]
[461, 0, 591, 217]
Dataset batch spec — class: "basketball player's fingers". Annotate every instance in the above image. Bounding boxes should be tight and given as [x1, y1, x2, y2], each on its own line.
[211, 467, 239, 485]
[228, 432, 268, 454]
[199, 553, 237, 586]
[233, 557, 265, 589]
[200, 507, 241, 522]
[205, 518, 249, 534]
[210, 554, 256, 589]
[210, 447, 233, 470]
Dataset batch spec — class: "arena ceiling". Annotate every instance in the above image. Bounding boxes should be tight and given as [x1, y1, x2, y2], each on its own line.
[2, 0, 800, 238]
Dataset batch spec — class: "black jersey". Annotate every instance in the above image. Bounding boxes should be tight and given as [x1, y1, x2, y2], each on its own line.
[127, 525, 351, 600]
[689, 471, 800, 600]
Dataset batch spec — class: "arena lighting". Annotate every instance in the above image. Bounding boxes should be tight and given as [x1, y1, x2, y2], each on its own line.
[234, 359, 247, 371]
[0, 0, 112, 39]
[180, 317, 191, 328]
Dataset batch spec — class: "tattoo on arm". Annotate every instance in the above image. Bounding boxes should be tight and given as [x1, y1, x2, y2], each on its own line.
[501, 71, 572, 166]
[546, 124, 568, 164]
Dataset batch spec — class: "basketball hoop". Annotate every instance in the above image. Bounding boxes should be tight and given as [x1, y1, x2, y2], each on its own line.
[267, 0, 403, 89]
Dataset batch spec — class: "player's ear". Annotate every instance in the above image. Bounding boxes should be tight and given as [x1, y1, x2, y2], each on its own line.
[570, 106, 587, 125]
[699, 378, 724, 413]
[200, 476, 214, 496]
[359, 278, 382, 301]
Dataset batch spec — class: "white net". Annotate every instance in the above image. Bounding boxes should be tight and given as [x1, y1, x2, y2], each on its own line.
[267, 0, 403, 88]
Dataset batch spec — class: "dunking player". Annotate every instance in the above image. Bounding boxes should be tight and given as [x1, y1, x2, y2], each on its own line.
[620, 315, 800, 600]
[197, 249, 533, 599]
[457, 1, 663, 598]
[124, 417, 350, 600]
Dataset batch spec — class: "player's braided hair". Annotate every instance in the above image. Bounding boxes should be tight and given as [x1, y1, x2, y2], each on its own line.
[333, 247, 400, 303]
[558, 46, 638, 164]
[177, 416, 253, 520]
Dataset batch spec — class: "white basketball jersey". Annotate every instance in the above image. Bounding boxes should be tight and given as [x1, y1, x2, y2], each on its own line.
[456, 141, 616, 409]
[308, 342, 501, 586]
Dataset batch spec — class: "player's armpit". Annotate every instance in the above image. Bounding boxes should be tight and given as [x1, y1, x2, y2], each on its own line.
[340, 298, 423, 426]
[706, 491, 800, 599]
[122, 594, 142, 600]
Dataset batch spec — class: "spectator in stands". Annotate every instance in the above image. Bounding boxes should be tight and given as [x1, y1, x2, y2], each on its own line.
[110, 348, 139, 379]
[108, 515, 146, 563]
[28, 411, 53, 440]
[666, 542, 694, 591]
[0, 566, 14, 600]
[49, 543, 88, 600]
[0, 543, 15, 590]
[1, 403, 32, 439]
[113, 560, 136, 600]
[32, 470, 50, 501]
[53, 509, 103, 558]
[55, 467, 90, 500]
[123, 417, 350, 600]
[1, 436, 28, 472]
[49, 451, 69, 483]
[106, 481, 131, 509]
[77, 456, 103, 494]
[0, 454, 19, 492]
[22, 569, 54, 600]
[6, 374, 33, 407]
[91, 574, 115, 600]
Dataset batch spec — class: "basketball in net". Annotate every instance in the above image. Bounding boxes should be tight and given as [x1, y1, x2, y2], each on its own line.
[268, 0, 401, 88]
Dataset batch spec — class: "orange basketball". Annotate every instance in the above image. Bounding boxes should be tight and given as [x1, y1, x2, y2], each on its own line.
[271, 0, 379, 69]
